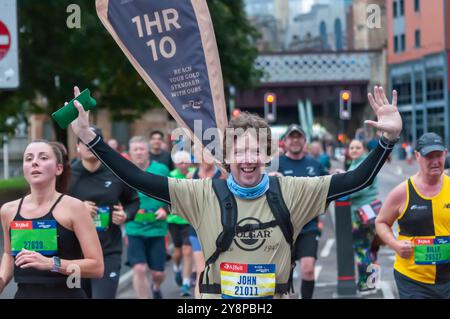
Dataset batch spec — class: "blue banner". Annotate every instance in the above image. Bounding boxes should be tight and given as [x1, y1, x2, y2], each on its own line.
[96, 0, 227, 158]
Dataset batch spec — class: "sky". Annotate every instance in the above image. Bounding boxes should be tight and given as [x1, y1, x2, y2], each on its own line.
[300, 0, 315, 13]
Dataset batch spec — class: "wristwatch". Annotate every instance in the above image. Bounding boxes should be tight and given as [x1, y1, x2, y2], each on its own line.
[51, 256, 62, 273]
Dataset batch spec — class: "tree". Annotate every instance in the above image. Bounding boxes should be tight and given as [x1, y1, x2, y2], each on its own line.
[1, 0, 261, 144]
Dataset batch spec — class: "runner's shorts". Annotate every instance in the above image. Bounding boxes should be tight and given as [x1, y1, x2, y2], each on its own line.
[168, 224, 191, 248]
[127, 235, 166, 271]
[294, 231, 320, 260]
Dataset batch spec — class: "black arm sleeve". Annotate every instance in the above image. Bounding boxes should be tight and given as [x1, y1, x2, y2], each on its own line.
[326, 136, 395, 204]
[120, 185, 140, 222]
[86, 135, 171, 204]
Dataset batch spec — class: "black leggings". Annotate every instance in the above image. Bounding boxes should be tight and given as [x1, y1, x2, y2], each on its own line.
[82, 254, 122, 299]
[15, 283, 88, 299]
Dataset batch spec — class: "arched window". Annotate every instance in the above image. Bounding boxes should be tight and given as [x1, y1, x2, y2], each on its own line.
[335, 18, 343, 50]
[319, 21, 328, 49]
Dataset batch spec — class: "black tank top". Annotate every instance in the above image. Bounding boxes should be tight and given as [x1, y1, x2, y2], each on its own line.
[12, 194, 83, 284]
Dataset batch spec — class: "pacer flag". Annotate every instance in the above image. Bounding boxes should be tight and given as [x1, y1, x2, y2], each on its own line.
[95, 0, 227, 160]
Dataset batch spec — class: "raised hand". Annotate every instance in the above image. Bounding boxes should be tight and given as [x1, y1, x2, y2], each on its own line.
[70, 86, 96, 144]
[365, 86, 402, 141]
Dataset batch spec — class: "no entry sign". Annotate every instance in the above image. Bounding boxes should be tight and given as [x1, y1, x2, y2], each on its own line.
[0, 0, 19, 89]
[0, 21, 11, 60]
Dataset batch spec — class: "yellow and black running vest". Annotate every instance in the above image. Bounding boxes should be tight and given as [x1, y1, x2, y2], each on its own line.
[394, 176, 450, 284]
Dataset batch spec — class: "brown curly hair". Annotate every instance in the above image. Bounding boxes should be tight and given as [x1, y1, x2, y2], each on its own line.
[222, 112, 273, 172]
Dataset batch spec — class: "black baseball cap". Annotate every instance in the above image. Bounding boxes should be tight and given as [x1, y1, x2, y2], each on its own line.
[284, 124, 305, 139]
[416, 133, 446, 156]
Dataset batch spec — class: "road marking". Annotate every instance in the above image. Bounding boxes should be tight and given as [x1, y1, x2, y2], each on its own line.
[315, 265, 322, 282]
[320, 239, 335, 258]
[394, 166, 403, 175]
[330, 209, 336, 227]
[118, 269, 133, 287]
[380, 280, 395, 299]
[315, 282, 336, 287]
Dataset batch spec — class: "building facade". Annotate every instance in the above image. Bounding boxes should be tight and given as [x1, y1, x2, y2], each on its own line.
[387, 0, 450, 147]
[286, 0, 350, 51]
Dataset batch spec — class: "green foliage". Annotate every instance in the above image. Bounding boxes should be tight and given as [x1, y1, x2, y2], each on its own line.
[0, 177, 27, 191]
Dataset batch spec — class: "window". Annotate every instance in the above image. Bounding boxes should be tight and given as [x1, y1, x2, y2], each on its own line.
[400, 0, 405, 16]
[415, 30, 421, 48]
[319, 21, 328, 49]
[427, 108, 445, 138]
[415, 76, 423, 103]
[414, 0, 420, 12]
[393, 1, 398, 18]
[393, 75, 412, 105]
[400, 33, 406, 51]
[400, 111, 412, 142]
[427, 77, 444, 101]
[394, 35, 399, 52]
[416, 110, 424, 138]
[335, 19, 343, 50]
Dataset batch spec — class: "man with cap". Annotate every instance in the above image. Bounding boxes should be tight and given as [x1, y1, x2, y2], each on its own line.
[277, 124, 328, 299]
[376, 132, 450, 298]
[68, 126, 140, 298]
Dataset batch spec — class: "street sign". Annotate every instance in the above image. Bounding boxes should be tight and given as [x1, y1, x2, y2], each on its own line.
[0, 0, 19, 89]
[0, 21, 11, 59]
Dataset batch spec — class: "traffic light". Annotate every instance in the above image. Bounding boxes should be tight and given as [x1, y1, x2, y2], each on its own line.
[339, 90, 351, 120]
[231, 108, 241, 119]
[264, 92, 277, 123]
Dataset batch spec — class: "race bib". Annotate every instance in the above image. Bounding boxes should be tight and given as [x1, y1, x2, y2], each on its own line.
[10, 220, 58, 256]
[357, 199, 382, 225]
[94, 206, 110, 231]
[220, 262, 276, 299]
[134, 209, 156, 223]
[414, 237, 450, 265]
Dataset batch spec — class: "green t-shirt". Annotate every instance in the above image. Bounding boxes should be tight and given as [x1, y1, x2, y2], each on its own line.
[167, 168, 196, 225]
[125, 161, 170, 237]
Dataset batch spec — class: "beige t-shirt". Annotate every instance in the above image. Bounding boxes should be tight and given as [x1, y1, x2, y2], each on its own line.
[168, 175, 332, 299]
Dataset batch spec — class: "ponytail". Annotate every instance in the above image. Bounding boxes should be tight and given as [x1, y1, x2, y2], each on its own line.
[49, 141, 71, 193]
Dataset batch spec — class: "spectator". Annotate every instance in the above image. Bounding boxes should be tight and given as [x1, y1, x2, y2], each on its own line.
[149, 130, 174, 170]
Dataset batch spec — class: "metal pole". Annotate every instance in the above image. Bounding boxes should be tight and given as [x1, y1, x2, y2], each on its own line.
[3, 135, 9, 179]
[334, 196, 358, 298]
[229, 85, 236, 116]
[306, 99, 314, 138]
